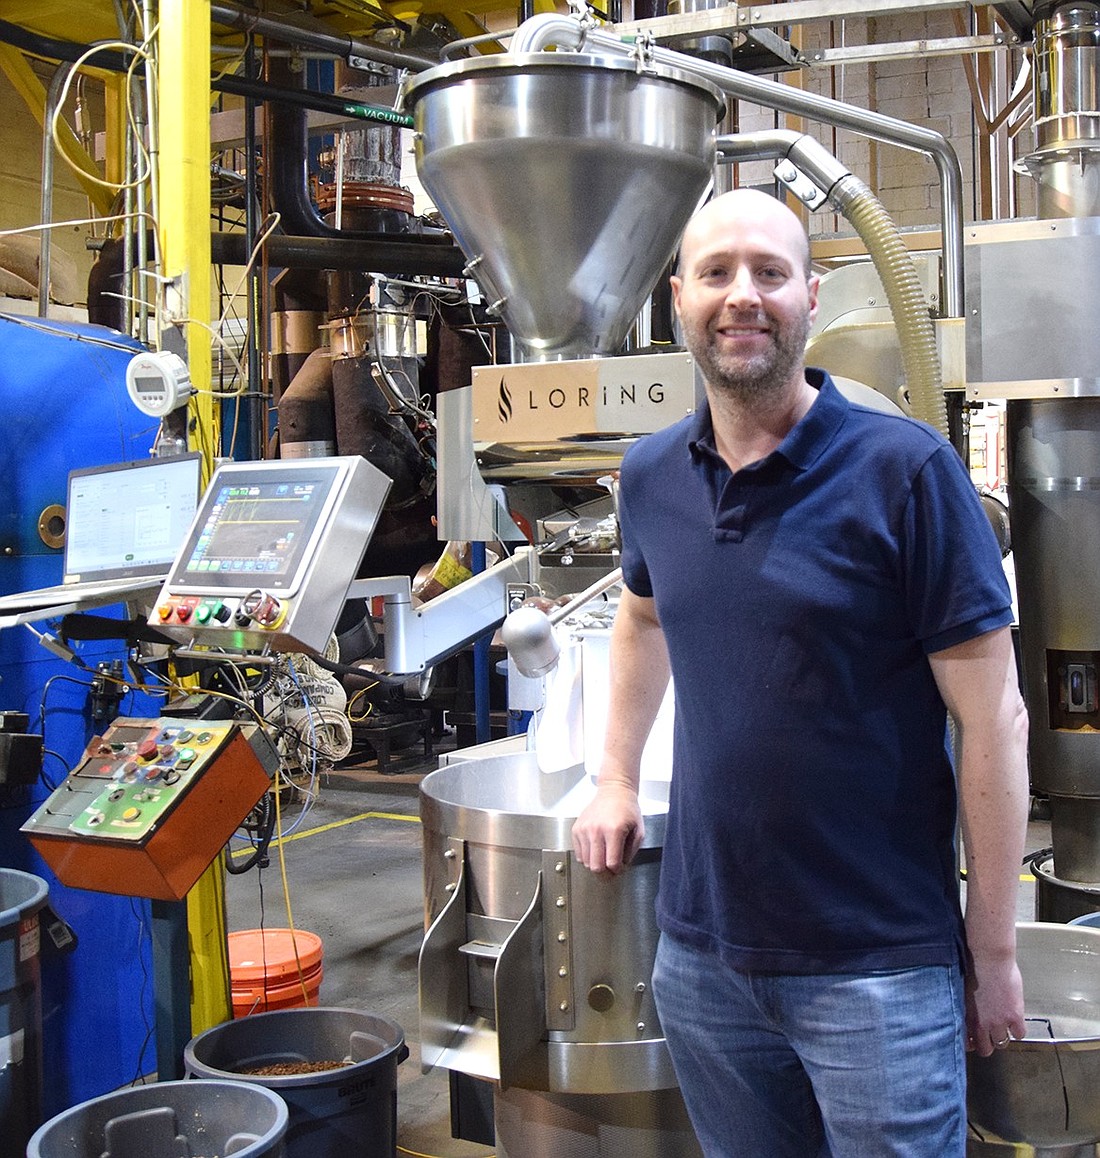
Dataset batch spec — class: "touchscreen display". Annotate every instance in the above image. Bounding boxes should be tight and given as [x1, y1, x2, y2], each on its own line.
[170, 465, 342, 591]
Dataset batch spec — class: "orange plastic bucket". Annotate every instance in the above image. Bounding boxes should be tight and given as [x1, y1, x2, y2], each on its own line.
[228, 928, 324, 1018]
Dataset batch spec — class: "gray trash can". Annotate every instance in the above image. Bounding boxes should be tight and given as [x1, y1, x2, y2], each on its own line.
[184, 1007, 408, 1158]
[26, 1078, 289, 1158]
[0, 867, 47, 1158]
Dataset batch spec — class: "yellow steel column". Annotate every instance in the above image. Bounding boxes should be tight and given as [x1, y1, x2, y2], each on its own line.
[158, 0, 230, 1032]
[157, 0, 217, 458]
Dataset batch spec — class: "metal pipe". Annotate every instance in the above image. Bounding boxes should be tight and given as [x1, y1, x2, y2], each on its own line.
[243, 38, 263, 459]
[37, 63, 71, 317]
[717, 128, 849, 191]
[122, 114, 134, 335]
[548, 567, 623, 625]
[208, 2, 436, 73]
[439, 29, 517, 61]
[509, 13, 966, 318]
[0, 21, 414, 126]
[141, 0, 159, 329]
[132, 66, 150, 343]
[209, 230, 466, 275]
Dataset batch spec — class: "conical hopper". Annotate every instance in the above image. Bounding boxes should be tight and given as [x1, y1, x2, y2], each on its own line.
[404, 54, 724, 361]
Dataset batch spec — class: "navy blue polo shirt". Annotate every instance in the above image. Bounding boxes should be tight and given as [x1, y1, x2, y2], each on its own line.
[618, 370, 1013, 973]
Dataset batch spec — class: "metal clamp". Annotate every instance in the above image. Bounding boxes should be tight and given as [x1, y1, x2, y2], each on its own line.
[629, 30, 657, 72]
[774, 159, 829, 211]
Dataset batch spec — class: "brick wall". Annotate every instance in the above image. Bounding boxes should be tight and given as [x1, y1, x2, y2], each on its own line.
[721, 9, 1036, 237]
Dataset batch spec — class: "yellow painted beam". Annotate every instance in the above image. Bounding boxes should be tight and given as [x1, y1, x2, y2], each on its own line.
[188, 858, 232, 1033]
[158, 0, 217, 454]
[102, 74, 128, 190]
[158, 0, 227, 1027]
[0, 43, 114, 215]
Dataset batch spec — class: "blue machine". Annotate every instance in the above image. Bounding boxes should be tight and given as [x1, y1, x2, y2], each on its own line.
[0, 314, 164, 1115]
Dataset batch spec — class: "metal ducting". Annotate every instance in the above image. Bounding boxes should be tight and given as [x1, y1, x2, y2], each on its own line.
[404, 54, 724, 361]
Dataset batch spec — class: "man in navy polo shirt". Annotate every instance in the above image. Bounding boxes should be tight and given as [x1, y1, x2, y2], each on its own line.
[571, 188, 1029, 1156]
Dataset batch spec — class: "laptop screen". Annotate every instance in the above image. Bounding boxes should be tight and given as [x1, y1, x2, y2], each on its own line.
[64, 454, 204, 582]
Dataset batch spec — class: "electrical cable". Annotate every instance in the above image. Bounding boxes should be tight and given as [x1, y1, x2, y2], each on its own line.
[50, 38, 154, 194]
[225, 794, 276, 875]
[270, 765, 312, 1006]
[127, 896, 155, 1085]
[309, 651, 411, 688]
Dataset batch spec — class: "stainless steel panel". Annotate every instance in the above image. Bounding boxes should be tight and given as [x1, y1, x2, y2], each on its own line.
[965, 218, 1100, 400]
[419, 752, 675, 1095]
[495, 1084, 701, 1158]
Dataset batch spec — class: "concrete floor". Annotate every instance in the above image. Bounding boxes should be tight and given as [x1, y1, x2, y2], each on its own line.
[221, 732, 1059, 1158]
[223, 739, 496, 1158]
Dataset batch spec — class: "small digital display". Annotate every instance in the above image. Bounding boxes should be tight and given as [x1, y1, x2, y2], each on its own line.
[169, 465, 343, 592]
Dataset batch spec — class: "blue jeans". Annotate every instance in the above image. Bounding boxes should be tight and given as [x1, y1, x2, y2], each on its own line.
[652, 933, 966, 1157]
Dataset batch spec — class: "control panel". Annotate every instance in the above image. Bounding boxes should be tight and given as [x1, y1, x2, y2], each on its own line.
[22, 717, 278, 901]
[153, 590, 285, 638]
[150, 455, 392, 655]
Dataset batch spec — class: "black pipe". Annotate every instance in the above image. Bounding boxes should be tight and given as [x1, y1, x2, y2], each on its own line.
[3, 17, 465, 273]
[216, 73, 412, 128]
[241, 39, 264, 461]
[209, 1, 435, 73]
[265, 57, 391, 242]
[0, 19, 132, 70]
[0, 20, 413, 127]
[210, 231, 466, 276]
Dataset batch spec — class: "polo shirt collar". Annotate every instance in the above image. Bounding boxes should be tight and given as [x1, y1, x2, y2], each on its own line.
[687, 368, 847, 472]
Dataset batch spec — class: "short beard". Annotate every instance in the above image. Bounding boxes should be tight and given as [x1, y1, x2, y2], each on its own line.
[686, 311, 811, 407]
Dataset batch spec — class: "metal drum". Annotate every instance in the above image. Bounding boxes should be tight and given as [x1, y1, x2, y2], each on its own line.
[404, 54, 723, 361]
[418, 751, 700, 1157]
[968, 923, 1100, 1151]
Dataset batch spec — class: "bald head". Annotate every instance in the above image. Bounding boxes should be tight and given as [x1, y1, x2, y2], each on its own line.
[669, 187, 819, 408]
[678, 190, 812, 278]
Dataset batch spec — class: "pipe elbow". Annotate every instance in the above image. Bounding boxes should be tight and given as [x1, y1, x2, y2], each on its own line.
[510, 13, 588, 53]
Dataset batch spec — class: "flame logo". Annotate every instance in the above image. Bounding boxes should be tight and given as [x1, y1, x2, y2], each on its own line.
[497, 377, 513, 424]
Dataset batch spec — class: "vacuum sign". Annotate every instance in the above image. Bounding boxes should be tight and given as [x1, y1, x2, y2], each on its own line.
[471, 352, 697, 441]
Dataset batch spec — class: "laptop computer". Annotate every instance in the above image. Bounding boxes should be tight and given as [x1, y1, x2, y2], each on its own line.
[0, 453, 204, 617]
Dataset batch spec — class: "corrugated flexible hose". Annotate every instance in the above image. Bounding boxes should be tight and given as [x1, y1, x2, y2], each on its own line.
[832, 177, 949, 436]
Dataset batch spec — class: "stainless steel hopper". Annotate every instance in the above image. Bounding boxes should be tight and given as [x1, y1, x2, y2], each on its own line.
[404, 54, 724, 361]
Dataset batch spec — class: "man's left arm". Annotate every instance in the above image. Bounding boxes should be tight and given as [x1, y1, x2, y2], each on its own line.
[929, 625, 1029, 1057]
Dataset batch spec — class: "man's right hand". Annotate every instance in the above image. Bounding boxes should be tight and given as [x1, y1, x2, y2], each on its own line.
[572, 782, 645, 874]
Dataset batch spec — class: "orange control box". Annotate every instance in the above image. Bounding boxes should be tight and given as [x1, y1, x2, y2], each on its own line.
[22, 718, 275, 901]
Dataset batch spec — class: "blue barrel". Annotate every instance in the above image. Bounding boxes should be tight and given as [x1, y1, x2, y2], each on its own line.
[0, 316, 163, 1116]
[0, 867, 47, 1158]
[26, 1079, 289, 1158]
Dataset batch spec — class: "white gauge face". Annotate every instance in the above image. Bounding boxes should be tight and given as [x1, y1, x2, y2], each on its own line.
[125, 350, 192, 417]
